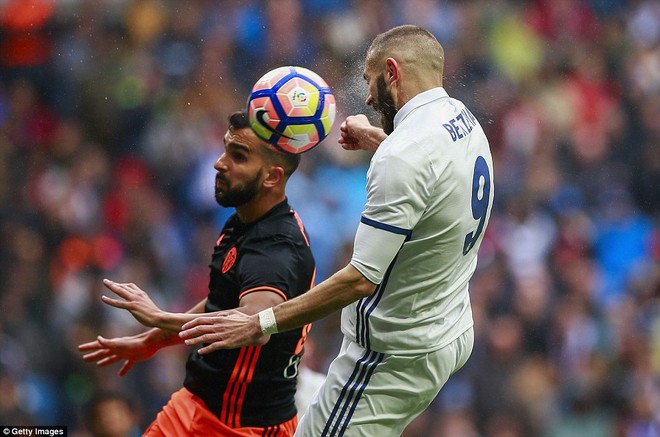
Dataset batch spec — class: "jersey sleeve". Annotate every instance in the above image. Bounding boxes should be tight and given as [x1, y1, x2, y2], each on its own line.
[350, 142, 434, 284]
[236, 236, 299, 301]
[350, 220, 409, 284]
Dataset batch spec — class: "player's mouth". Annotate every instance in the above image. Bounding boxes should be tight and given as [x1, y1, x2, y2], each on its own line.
[216, 173, 229, 190]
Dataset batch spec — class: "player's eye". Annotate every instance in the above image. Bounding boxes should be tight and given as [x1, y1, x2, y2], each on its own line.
[233, 152, 248, 163]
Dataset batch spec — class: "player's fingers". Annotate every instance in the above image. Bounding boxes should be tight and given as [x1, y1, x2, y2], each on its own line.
[102, 279, 132, 298]
[78, 340, 101, 351]
[101, 295, 131, 309]
[180, 315, 217, 332]
[183, 330, 223, 346]
[96, 335, 123, 347]
[82, 349, 110, 362]
[96, 336, 118, 346]
[123, 282, 145, 296]
[178, 326, 197, 340]
[338, 130, 354, 141]
[97, 355, 122, 367]
[180, 318, 227, 341]
[118, 361, 134, 377]
[197, 342, 227, 355]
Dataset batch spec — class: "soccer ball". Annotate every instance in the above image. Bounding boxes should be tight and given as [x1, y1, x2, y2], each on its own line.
[247, 66, 336, 154]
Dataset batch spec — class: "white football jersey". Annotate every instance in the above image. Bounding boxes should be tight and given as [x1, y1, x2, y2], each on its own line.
[345, 87, 494, 354]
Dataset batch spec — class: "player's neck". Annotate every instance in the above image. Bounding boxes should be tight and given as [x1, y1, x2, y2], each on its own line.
[396, 76, 442, 109]
[235, 192, 285, 224]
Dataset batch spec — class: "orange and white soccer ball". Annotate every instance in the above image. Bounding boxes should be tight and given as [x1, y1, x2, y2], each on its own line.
[247, 66, 336, 154]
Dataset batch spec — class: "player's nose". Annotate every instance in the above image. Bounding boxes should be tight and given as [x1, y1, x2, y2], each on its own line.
[214, 154, 229, 172]
[365, 93, 374, 107]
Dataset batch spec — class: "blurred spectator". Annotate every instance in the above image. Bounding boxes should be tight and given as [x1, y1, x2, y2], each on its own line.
[0, 0, 657, 435]
[84, 391, 141, 437]
[0, 0, 56, 101]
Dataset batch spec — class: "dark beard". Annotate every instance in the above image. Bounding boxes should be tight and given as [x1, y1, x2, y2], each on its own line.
[375, 74, 397, 135]
[215, 172, 261, 207]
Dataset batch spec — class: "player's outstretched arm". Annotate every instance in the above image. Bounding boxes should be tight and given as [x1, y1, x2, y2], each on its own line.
[168, 290, 289, 353]
[78, 328, 181, 376]
[101, 279, 211, 331]
[179, 264, 376, 354]
[338, 114, 387, 151]
[78, 297, 208, 376]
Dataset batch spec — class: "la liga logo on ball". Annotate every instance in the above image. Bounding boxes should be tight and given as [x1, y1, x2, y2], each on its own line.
[248, 66, 336, 154]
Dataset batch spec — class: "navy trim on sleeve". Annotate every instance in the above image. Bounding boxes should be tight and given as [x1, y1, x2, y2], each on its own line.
[360, 216, 412, 237]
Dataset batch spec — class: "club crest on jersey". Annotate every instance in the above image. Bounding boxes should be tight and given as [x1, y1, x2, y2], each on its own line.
[222, 247, 237, 273]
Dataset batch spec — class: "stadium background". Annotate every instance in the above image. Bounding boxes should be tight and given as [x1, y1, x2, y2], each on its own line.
[0, 0, 658, 435]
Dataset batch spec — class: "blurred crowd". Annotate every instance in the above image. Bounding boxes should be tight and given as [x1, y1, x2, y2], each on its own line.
[0, 0, 658, 436]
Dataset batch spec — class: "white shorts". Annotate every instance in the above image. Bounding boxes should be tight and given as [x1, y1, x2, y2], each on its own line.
[295, 327, 474, 437]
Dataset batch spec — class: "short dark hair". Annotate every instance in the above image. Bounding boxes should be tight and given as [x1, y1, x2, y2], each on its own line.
[228, 111, 301, 178]
[228, 111, 252, 130]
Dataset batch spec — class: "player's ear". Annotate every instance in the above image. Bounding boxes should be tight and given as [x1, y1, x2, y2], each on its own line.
[385, 58, 400, 84]
[263, 165, 285, 188]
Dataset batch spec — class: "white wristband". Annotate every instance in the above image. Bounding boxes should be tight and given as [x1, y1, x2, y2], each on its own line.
[258, 307, 279, 336]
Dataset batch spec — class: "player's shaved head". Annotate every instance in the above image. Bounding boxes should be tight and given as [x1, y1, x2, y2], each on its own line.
[366, 25, 444, 83]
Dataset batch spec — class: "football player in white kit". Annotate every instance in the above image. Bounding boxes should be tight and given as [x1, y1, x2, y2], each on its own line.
[180, 25, 494, 436]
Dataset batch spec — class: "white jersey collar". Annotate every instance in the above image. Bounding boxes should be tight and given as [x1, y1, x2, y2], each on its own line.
[393, 87, 449, 129]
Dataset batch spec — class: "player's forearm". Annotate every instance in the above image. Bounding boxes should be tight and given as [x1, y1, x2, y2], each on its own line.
[271, 264, 376, 333]
[142, 326, 185, 348]
[151, 298, 209, 333]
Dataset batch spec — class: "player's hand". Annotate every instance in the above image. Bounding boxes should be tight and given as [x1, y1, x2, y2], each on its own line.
[78, 334, 158, 376]
[179, 309, 262, 355]
[338, 114, 387, 152]
[101, 279, 163, 328]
